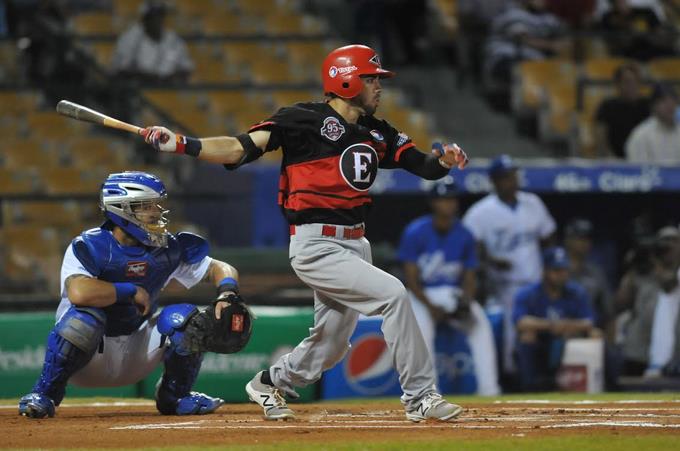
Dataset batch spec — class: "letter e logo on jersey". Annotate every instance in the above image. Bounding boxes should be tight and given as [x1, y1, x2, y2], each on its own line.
[339, 143, 378, 191]
[125, 261, 148, 278]
[320, 116, 345, 141]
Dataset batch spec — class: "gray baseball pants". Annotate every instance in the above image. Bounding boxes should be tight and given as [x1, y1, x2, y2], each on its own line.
[269, 224, 437, 409]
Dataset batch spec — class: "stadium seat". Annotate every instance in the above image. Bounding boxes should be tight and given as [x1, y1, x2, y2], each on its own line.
[73, 13, 116, 35]
[0, 168, 39, 194]
[1, 225, 63, 290]
[582, 58, 630, 80]
[82, 42, 116, 68]
[540, 82, 577, 140]
[65, 137, 126, 168]
[270, 89, 317, 109]
[40, 167, 100, 195]
[512, 59, 576, 114]
[4, 201, 82, 227]
[647, 58, 680, 82]
[0, 91, 40, 115]
[28, 112, 86, 139]
[3, 140, 59, 169]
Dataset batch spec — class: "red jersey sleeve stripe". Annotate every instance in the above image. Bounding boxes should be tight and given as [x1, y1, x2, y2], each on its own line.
[394, 142, 416, 163]
[248, 121, 275, 132]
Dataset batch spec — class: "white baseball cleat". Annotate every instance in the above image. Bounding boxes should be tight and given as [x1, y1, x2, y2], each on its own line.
[245, 371, 295, 420]
[405, 393, 463, 422]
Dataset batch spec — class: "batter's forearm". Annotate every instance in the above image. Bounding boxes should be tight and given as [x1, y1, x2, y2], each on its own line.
[198, 136, 245, 164]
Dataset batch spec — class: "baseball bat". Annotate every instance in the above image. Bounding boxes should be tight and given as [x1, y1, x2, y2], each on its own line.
[56, 100, 145, 135]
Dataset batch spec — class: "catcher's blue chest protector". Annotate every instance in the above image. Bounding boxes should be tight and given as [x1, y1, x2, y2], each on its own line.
[71, 226, 209, 336]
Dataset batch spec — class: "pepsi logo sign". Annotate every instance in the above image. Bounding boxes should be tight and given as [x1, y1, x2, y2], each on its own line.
[344, 333, 399, 395]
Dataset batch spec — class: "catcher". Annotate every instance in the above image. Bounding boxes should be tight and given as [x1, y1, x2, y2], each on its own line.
[18, 171, 253, 418]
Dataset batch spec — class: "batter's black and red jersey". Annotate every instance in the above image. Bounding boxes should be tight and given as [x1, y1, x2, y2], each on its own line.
[247, 102, 419, 226]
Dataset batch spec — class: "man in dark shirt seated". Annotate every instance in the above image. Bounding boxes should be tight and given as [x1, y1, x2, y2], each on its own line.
[594, 63, 649, 158]
[513, 247, 598, 391]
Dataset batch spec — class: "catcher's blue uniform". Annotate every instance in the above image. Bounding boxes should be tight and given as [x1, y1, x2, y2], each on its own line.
[19, 172, 225, 419]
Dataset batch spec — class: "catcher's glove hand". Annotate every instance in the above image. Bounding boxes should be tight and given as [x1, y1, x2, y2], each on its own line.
[181, 294, 253, 354]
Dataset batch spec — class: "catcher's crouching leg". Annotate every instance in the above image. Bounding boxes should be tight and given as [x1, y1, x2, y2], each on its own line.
[156, 302, 253, 415]
[20, 307, 106, 418]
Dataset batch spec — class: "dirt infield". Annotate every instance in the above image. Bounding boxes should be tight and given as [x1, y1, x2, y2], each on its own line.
[3, 399, 680, 449]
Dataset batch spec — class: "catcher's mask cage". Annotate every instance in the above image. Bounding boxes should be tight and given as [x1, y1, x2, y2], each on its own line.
[100, 171, 170, 247]
[322, 44, 395, 99]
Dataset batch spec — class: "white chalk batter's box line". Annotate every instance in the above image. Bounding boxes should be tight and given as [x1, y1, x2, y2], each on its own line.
[110, 418, 680, 431]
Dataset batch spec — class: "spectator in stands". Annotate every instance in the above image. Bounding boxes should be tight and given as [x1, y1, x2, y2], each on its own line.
[564, 218, 614, 334]
[594, 63, 650, 159]
[615, 231, 660, 375]
[111, 0, 193, 84]
[513, 247, 598, 392]
[484, 0, 567, 86]
[463, 155, 556, 378]
[625, 83, 680, 163]
[598, 0, 676, 61]
[645, 226, 680, 377]
[457, 0, 511, 86]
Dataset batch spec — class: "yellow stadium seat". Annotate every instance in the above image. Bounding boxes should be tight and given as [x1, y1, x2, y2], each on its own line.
[66, 137, 126, 168]
[513, 59, 576, 112]
[542, 82, 577, 138]
[208, 91, 252, 114]
[237, 0, 294, 16]
[28, 111, 86, 139]
[0, 41, 19, 82]
[0, 91, 40, 115]
[1, 225, 63, 290]
[270, 90, 316, 109]
[582, 58, 630, 80]
[4, 201, 82, 227]
[40, 167, 100, 195]
[0, 168, 39, 194]
[203, 12, 248, 34]
[73, 13, 116, 35]
[250, 59, 292, 84]
[648, 58, 680, 82]
[3, 140, 59, 169]
[114, 0, 141, 19]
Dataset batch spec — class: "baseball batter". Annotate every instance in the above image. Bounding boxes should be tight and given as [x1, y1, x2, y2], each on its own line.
[18, 172, 253, 419]
[462, 155, 556, 374]
[398, 178, 500, 395]
[142, 45, 469, 422]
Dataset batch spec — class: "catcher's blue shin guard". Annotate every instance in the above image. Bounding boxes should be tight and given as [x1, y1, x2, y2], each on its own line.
[155, 349, 224, 415]
[19, 307, 106, 418]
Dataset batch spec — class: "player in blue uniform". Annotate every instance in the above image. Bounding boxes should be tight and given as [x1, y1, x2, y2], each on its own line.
[398, 178, 500, 395]
[513, 246, 597, 391]
[18, 171, 253, 418]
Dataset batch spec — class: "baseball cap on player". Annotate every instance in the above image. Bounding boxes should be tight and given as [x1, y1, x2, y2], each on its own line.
[429, 176, 459, 198]
[564, 218, 594, 239]
[542, 246, 570, 270]
[100, 171, 170, 247]
[488, 154, 517, 178]
[322, 45, 395, 99]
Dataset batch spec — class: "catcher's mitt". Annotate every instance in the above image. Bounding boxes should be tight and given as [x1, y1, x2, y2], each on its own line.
[181, 294, 253, 354]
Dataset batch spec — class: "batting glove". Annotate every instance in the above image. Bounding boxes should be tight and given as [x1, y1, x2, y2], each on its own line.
[433, 142, 469, 170]
[143, 126, 177, 152]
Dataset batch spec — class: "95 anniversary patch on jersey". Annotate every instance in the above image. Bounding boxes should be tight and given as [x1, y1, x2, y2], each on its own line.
[320, 116, 346, 141]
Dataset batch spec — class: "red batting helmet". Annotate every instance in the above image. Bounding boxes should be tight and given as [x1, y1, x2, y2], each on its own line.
[322, 45, 394, 99]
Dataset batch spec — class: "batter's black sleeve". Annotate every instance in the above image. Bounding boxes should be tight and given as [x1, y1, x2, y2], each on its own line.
[247, 103, 321, 153]
[398, 147, 450, 180]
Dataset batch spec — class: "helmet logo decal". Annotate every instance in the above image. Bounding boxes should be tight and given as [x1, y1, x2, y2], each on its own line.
[320, 116, 346, 141]
[369, 54, 382, 67]
[126, 261, 148, 278]
[328, 65, 358, 78]
[339, 143, 379, 191]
